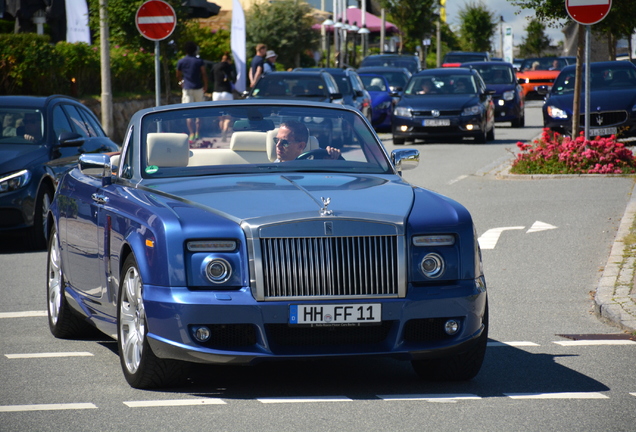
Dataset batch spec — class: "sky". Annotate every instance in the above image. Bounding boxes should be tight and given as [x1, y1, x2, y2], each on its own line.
[306, 0, 567, 50]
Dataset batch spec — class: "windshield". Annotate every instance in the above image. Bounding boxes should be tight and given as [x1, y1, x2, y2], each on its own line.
[444, 54, 487, 63]
[551, 65, 636, 95]
[405, 75, 476, 95]
[0, 109, 43, 144]
[470, 65, 515, 85]
[361, 57, 419, 74]
[133, 105, 392, 179]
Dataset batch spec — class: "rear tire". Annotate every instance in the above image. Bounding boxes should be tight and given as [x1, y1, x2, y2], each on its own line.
[118, 254, 188, 389]
[412, 302, 488, 381]
[486, 125, 495, 141]
[393, 136, 405, 145]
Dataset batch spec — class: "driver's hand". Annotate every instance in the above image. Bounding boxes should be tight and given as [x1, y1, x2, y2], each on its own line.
[325, 146, 340, 160]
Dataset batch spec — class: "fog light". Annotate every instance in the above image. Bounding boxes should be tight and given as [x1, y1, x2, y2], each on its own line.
[420, 253, 444, 278]
[444, 319, 460, 335]
[193, 326, 211, 342]
[399, 125, 409, 132]
[206, 258, 231, 283]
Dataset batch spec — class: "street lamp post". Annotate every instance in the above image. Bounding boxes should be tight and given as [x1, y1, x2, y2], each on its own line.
[333, 18, 343, 67]
[359, 24, 370, 60]
[350, 21, 359, 66]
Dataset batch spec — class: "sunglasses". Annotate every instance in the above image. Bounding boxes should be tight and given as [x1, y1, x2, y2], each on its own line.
[273, 137, 293, 148]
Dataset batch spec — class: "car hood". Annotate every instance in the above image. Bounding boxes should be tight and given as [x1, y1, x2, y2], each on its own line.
[399, 94, 481, 109]
[546, 88, 636, 112]
[143, 173, 451, 228]
[0, 143, 49, 175]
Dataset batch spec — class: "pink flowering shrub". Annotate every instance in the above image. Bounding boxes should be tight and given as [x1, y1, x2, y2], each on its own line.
[510, 128, 636, 174]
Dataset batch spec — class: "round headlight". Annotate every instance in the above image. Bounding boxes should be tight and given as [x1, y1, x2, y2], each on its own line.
[206, 258, 231, 283]
[420, 253, 445, 278]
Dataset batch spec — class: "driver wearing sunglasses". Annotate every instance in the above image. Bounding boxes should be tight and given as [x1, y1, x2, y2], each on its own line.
[274, 120, 341, 162]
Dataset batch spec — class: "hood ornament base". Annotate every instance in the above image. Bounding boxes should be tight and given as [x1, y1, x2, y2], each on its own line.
[320, 197, 333, 216]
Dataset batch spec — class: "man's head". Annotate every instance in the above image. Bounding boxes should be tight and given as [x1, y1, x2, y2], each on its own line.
[184, 41, 198, 56]
[275, 120, 308, 162]
[256, 44, 267, 56]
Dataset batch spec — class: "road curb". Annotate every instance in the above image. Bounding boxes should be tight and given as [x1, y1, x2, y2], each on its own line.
[594, 184, 636, 333]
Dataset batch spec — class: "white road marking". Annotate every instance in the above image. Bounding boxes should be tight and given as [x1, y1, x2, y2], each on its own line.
[478, 226, 525, 249]
[527, 221, 558, 233]
[488, 341, 540, 347]
[258, 397, 352, 403]
[0, 403, 97, 412]
[448, 175, 468, 185]
[0, 310, 47, 318]
[505, 392, 608, 399]
[124, 399, 226, 407]
[5, 352, 94, 359]
[630, 393, 636, 397]
[554, 340, 636, 346]
[378, 394, 480, 402]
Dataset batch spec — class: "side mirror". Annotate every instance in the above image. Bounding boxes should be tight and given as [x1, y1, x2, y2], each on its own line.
[79, 153, 112, 185]
[536, 85, 550, 96]
[355, 89, 364, 97]
[329, 92, 343, 101]
[58, 131, 84, 147]
[391, 148, 419, 175]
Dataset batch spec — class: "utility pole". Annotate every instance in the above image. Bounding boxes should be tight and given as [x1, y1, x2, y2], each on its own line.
[99, 0, 113, 137]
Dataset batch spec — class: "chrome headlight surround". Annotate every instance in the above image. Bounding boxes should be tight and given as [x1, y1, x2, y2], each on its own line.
[0, 169, 31, 193]
[502, 90, 515, 101]
[420, 252, 445, 278]
[205, 258, 232, 284]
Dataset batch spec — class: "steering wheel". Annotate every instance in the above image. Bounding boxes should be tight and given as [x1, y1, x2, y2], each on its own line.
[296, 148, 331, 160]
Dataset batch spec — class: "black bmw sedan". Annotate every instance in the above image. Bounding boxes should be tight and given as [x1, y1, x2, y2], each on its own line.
[392, 68, 495, 144]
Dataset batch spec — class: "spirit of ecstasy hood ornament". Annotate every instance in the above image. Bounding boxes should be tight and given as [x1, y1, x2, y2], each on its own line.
[320, 197, 333, 216]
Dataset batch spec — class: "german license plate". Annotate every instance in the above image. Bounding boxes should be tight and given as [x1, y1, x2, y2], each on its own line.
[289, 304, 381, 326]
[590, 127, 617, 137]
[424, 119, 450, 127]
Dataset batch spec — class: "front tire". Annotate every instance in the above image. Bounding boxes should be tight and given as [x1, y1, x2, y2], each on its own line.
[118, 254, 187, 389]
[27, 183, 52, 250]
[393, 136, 405, 145]
[411, 303, 489, 381]
[47, 226, 94, 338]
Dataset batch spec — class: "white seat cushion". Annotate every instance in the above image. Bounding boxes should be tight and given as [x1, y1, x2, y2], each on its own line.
[146, 133, 190, 167]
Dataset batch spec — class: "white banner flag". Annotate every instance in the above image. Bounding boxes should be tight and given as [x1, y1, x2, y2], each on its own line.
[66, 0, 91, 44]
[503, 25, 513, 65]
[231, 0, 246, 93]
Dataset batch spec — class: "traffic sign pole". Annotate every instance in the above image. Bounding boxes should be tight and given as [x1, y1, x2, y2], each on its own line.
[135, 0, 177, 106]
[565, 0, 611, 139]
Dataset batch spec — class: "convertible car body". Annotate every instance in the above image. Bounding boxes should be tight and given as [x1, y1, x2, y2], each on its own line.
[46, 100, 488, 389]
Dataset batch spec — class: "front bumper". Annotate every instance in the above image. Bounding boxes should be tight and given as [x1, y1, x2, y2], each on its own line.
[144, 280, 487, 365]
[392, 114, 485, 141]
[494, 98, 522, 122]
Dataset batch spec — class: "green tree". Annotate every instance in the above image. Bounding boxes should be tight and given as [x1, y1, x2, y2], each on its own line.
[518, 18, 551, 57]
[379, 0, 436, 54]
[246, 0, 320, 70]
[457, 1, 496, 52]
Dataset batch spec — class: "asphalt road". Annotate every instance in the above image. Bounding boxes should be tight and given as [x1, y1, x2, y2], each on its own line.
[1, 102, 635, 431]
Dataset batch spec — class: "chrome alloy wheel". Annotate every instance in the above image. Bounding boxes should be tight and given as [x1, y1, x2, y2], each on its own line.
[119, 265, 145, 375]
[47, 230, 62, 325]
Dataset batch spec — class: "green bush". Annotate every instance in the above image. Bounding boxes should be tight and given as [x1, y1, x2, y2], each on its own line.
[55, 42, 101, 96]
[0, 34, 60, 95]
[110, 45, 156, 94]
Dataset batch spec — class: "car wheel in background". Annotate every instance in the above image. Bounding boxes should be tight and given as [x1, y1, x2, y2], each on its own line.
[27, 183, 52, 250]
[47, 227, 95, 338]
[474, 130, 487, 144]
[118, 254, 188, 389]
[411, 302, 488, 381]
[393, 136, 405, 145]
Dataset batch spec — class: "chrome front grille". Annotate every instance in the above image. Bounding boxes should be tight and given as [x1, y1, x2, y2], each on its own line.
[260, 235, 400, 299]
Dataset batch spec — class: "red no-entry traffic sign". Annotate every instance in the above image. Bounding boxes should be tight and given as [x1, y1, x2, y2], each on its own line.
[566, 0, 611, 25]
[136, 0, 177, 41]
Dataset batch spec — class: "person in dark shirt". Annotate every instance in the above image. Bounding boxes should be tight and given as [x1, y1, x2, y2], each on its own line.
[176, 41, 208, 143]
[249, 43, 267, 88]
[212, 53, 235, 142]
[212, 53, 234, 101]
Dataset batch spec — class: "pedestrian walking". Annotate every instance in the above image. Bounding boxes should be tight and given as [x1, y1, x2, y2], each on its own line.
[176, 41, 208, 143]
[212, 53, 235, 142]
[249, 43, 267, 88]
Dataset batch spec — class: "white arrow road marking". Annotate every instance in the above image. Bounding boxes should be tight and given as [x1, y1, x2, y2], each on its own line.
[527, 221, 558, 233]
[478, 226, 525, 250]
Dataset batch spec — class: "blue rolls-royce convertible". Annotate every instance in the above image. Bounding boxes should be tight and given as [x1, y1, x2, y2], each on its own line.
[46, 100, 488, 389]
